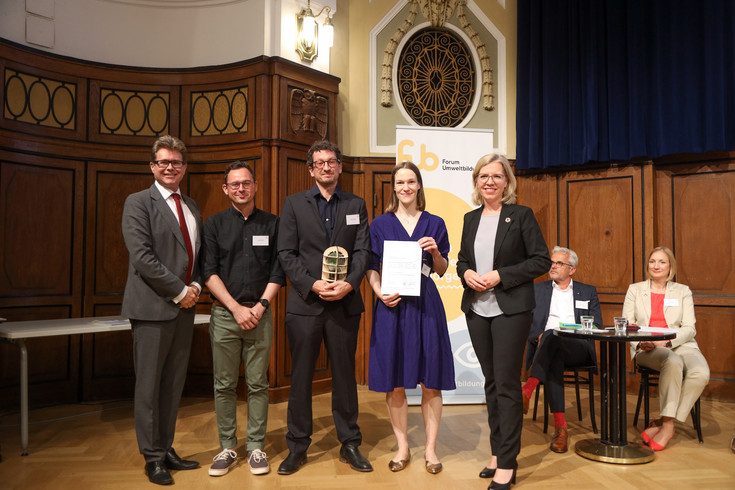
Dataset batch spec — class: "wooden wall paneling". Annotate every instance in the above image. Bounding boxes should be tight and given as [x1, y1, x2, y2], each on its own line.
[692, 306, 735, 400]
[668, 166, 735, 298]
[654, 160, 735, 402]
[0, 155, 84, 307]
[277, 76, 338, 145]
[88, 79, 181, 146]
[557, 167, 644, 307]
[516, 173, 558, 282]
[0, 152, 85, 410]
[181, 78, 256, 146]
[360, 158, 398, 385]
[82, 162, 157, 399]
[1, 58, 88, 142]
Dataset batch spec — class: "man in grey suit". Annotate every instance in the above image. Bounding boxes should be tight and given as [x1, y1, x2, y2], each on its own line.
[276, 140, 372, 475]
[521, 246, 602, 453]
[122, 135, 202, 485]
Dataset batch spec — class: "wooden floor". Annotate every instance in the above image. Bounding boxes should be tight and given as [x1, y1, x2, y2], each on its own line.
[1, 387, 734, 489]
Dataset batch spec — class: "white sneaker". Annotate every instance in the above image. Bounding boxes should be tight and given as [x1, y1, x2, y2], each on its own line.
[248, 449, 270, 475]
[208, 448, 238, 476]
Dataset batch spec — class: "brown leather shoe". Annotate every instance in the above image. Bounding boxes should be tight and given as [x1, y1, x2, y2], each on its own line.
[550, 426, 569, 453]
[522, 391, 530, 415]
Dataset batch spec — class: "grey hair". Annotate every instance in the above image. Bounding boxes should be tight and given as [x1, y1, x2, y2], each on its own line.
[552, 246, 578, 267]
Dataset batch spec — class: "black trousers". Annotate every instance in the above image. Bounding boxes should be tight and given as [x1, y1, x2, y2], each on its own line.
[131, 310, 195, 463]
[530, 330, 595, 413]
[466, 309, 531, 469]
[284, 307, 362, 454]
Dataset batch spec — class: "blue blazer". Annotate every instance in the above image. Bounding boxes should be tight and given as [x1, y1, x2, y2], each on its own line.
[524, 280, 602, 370]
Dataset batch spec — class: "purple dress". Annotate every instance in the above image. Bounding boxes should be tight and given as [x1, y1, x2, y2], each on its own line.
[368, 211, 456, 392]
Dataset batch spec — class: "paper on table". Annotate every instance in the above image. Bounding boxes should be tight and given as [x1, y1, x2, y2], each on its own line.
[380, 240, 422, 297]
[94, 319, 130, 326]
[637, 326, 676, 334]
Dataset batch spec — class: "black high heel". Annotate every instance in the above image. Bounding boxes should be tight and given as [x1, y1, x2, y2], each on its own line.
[479, 466, 496, 478]
[488, 467, 516, 489]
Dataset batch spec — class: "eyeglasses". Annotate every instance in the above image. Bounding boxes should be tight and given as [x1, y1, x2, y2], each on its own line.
[226, 181, 254, 190]
[153, 159, 185, 169]
[551, 261, 572, 268]
[312, 158, 339, 169]
[477, 173, 506, 184]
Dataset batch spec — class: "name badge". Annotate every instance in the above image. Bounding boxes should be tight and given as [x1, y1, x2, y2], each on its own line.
[575, 300, 589, 309]
[252, 235, 269, 246]
[422, 264, 431, 277]
[664, 298, 679, 307]
[346, 214, 360, 225]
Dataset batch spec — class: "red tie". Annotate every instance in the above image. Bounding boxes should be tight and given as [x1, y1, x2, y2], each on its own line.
[172, 193, 194, 284]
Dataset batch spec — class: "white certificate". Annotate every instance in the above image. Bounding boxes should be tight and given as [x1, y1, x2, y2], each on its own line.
[380, 240, 422, 297]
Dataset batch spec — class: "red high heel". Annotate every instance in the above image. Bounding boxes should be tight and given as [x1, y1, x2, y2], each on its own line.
[641, 420, 660, 445]
[648, 427, 674, 451]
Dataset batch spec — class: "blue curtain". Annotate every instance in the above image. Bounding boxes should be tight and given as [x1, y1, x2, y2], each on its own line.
[516, 0, 735, 170]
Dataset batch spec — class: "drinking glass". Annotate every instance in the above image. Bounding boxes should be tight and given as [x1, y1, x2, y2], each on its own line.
[614, 317, 628, 334]
[581, 315, 594, 331]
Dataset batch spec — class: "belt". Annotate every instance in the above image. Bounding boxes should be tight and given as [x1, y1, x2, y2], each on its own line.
[213, 298, 257, 308]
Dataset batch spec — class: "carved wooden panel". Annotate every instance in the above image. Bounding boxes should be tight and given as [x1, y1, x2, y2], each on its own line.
[657, 166, 735, 300]
[279, 77, 337, 145]
[1, 60, 87, 141]
[0, 154, 84, 317]
[558, 167, 643, 298]
[89, 80, 180, 145]
[181, 79, 256, 146]
[517, 174, 557, 283]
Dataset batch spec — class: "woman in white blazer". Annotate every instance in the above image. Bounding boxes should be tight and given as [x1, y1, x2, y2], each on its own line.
[623, 247, 709, 451]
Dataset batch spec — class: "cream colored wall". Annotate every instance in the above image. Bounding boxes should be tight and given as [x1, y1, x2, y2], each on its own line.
[0, 0, 335, 71]
[333, 0, 517, 159]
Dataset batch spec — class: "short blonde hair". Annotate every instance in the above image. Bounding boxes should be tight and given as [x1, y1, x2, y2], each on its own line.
[646, 246, 677, 282]
[471, 153, 517, 206]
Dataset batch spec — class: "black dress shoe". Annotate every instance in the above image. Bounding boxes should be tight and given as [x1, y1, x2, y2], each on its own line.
[145, 461, 173, 485]
[479, 466, 497, 478]
[488, 468, 517, 489]
[339, 444, 373, 472]
[277, 451, 307, 475]
[165, 448, 200, 470]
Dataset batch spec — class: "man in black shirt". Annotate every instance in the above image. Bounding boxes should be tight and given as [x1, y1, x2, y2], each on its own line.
[201, 160, 285, 477]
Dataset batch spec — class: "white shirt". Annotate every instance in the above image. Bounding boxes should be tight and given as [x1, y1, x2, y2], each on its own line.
[154, 181, 200, 302]
[544, 279, 576, 331]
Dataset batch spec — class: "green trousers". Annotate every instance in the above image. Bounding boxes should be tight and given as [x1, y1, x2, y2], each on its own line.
[209, 304, 273, 452]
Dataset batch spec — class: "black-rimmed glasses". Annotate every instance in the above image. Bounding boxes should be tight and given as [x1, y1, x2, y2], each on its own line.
[153, 159, 185, 169]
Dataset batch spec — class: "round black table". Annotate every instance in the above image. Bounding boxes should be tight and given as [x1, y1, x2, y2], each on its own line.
[554, 327, 676, 464]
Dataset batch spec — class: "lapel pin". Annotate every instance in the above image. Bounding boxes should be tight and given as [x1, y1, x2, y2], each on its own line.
[505, 217, 511, 223]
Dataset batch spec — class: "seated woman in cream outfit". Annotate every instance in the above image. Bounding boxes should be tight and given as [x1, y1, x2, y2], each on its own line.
[623, 246, 709, 450]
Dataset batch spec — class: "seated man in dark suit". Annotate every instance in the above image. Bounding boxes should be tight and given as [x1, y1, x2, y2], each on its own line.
[521, 246, 602, 453]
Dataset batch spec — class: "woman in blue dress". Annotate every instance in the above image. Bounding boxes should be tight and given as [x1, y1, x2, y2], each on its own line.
[367, 161, 456, 474]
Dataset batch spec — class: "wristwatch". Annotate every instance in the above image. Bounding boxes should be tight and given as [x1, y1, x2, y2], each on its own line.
[258, 298, 270, 308]
[665, 340, 672, 348]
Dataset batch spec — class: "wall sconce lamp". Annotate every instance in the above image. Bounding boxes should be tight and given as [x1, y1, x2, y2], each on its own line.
[296, 1, 334, 62]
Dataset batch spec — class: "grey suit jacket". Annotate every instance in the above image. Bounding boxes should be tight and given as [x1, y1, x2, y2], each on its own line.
[277, 188, 370, 316]
[121, 184, 202, 321]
